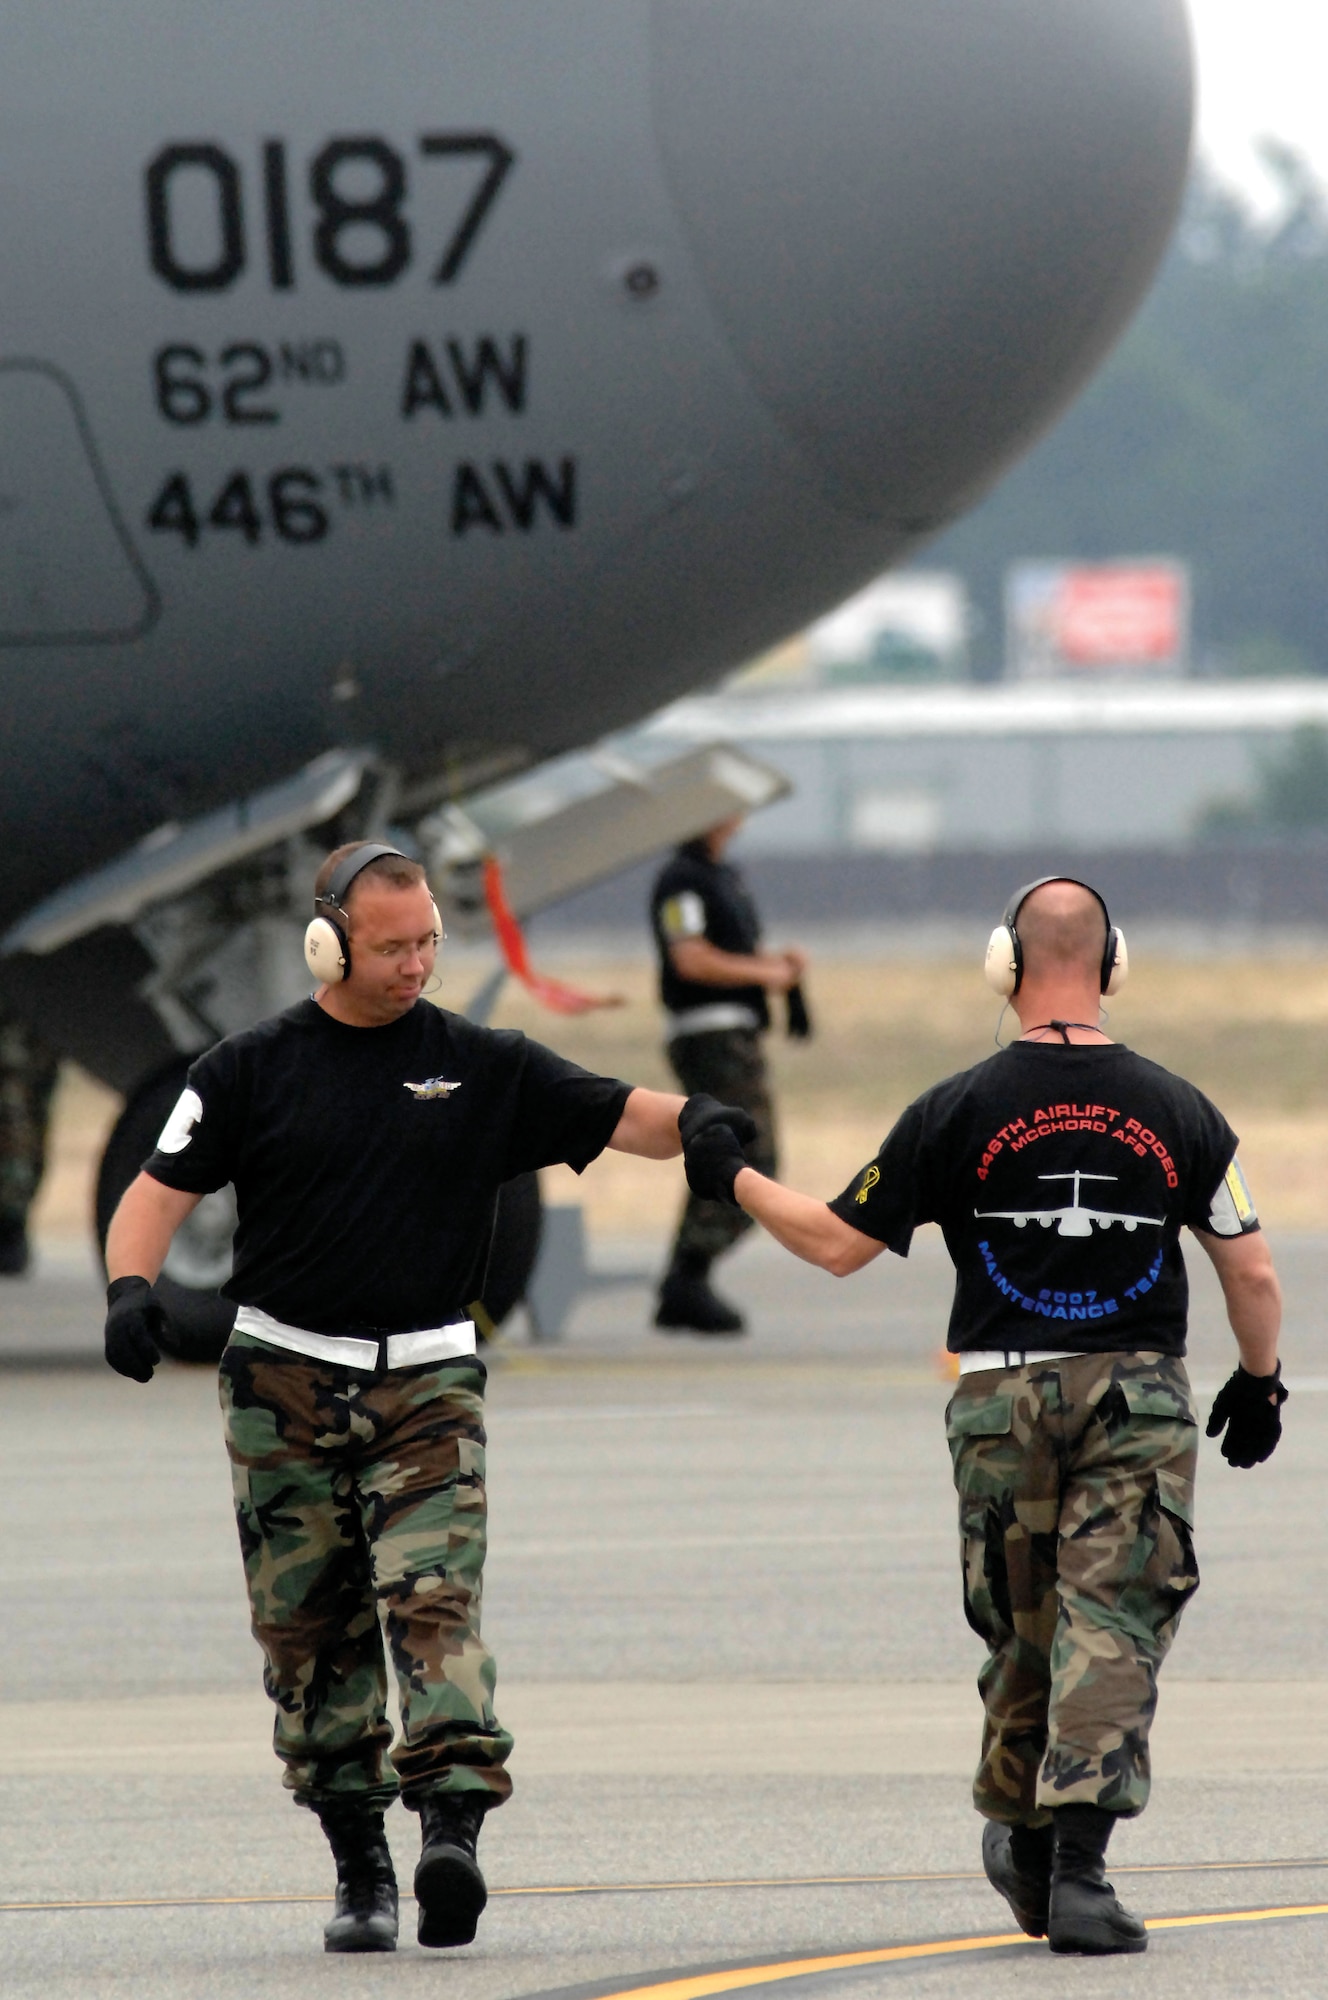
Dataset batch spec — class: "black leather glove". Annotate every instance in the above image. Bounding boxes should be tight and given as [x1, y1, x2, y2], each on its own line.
[678, 1092, 759, 1149]
[1205, 1362, 1288, 1467]
[683, 1124, 748, 1207]
[786, 982, 812, 1040]
[104, 1275, 165, 1383]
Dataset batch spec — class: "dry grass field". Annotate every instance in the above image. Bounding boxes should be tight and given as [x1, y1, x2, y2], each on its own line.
[29, 952, 1328, 1249]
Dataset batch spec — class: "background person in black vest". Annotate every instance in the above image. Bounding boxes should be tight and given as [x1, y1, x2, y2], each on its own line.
[680, 878, 1285, 1957]
[101, 842, 752, 1960]
[650, 817, 808, 1334]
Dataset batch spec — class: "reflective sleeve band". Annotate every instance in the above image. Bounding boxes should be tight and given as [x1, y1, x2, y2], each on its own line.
[156, 1087, 204, 1154]
[660, 891, 707, 941]
[1207, 1156, 1260, 1236]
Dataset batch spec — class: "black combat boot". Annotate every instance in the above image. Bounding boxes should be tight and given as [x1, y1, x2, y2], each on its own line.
[1049, 1803, 1147, 1955]
[653, 1254, 745, 1335]
[982, 1820, 1053, 1937]
[413, 1791, 489, 1948]
[316, 1803, 399, 1953]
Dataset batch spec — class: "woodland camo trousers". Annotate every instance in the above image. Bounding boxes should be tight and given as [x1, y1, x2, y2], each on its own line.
[946, 1348, 1199, 1824]
[218, 1333, 512, 1814]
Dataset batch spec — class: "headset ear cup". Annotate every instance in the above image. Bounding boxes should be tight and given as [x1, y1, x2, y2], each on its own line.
[1104, 928, 1128, 996]
[430, 899, 443, 937]
[984, 925, 1018, 997]
[305, 916, 348, 984]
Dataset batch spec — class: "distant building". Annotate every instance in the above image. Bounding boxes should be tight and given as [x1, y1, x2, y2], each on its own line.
[734, 570, 969, 687]
[639, 680, 1328, 854]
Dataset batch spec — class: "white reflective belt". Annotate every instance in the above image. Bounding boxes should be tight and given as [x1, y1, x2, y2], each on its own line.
[958, 1348, 1081, 1375]
[233, 1305, 476, 1370]
[666, 1003, 761, 1040]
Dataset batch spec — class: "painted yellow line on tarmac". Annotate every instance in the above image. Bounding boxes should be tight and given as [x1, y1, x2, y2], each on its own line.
[585, 1903, 1328, 2000]
[1148, 1902, 1328, 1933]
[4, 1860, 1328, 1916]
[571, 1935, 1035, 2000]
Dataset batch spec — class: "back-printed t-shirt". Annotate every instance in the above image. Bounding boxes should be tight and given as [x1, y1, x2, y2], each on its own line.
[828, 1043, 1259, 1356]
[143, 999, 631, 1336]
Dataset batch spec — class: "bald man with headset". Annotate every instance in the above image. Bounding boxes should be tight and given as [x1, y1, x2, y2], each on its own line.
[102, 842, 753, 1959]
[680, 878, 1286, 1958]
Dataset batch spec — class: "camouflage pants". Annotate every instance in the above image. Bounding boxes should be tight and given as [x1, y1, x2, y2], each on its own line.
[218, 1332, 512, 1814]
[0, 1018, 59, 1224]
[666, 1028, 777, 1268]
[946, 1350, 1199, 1825]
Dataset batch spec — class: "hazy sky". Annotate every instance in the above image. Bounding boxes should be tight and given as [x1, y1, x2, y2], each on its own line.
[1189, 0, 1328, 203]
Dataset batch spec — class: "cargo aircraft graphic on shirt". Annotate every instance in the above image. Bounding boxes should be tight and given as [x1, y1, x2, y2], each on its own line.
[976, 1171, 1163, 1239]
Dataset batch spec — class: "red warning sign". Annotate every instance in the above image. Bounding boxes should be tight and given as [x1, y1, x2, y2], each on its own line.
[1006, 560, 1189, 677]
[1059, 567, 1184, 664]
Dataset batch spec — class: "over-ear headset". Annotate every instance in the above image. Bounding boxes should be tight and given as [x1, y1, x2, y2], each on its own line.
[304, 843, 443, 985]
[983, 877, 1127, 999]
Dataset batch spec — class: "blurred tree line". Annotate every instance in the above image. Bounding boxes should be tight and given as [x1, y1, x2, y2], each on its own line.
[925, 146, 1328, 682]
[1198, 722, 1328, 836]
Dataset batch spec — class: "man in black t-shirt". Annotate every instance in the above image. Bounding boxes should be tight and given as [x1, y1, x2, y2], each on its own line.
[102, 842, 749, 1959]
[681, 879, 1286, 1959]
[649, 817, 807, 1334]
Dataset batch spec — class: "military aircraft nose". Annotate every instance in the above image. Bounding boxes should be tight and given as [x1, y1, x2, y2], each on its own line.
[650, 0, 1193, 525]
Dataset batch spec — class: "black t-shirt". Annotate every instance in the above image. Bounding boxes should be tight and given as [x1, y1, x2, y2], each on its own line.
[829, 1042, 1260, 1356]
[144, 999, 632, 1334]
[650, 842, 770, 1028]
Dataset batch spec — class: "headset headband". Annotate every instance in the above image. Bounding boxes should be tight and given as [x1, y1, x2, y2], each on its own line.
[1003, 875, 1112, 935]
[997, 875, 1121, 999]
[304, 842, 438, 988]
[314, 843, 407, 917]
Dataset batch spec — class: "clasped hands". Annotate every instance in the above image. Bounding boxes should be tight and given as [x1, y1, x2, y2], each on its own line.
[678, 1093, 758, 1206]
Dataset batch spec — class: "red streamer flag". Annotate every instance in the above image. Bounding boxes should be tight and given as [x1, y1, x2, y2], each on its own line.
[482, 856, 625, 1015]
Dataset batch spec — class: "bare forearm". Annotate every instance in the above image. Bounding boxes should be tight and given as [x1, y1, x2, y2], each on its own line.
[608, 1088, 686, 1159]
[1225, 1273, 1282, 1376]
[106, 1174, 201, 1282]
[1194, 1228, 1283, 1377]
[734, 1168, 879, 1275]
[669, 940, 795, 990]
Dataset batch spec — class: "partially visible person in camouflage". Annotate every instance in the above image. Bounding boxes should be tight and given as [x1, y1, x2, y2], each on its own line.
[680, 878, 1286, 1958]
[949, 1349, 1199, 1827]
[0, 1014, 60, 1276]
[219, 1333, 511, 1814]
[667, 1026, 777, 1269]
[649, 817, 807, 1335]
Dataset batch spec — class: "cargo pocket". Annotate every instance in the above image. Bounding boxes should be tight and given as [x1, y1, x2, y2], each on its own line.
[945, 1390, 1015, 1460]
[946, 1392, 1017, 1644]
[1119, 1463, 1199, 1645]
[1117, 1373, 1197, 1429]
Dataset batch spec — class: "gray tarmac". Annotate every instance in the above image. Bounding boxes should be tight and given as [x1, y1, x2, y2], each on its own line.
[2, 1227, 1328, 1998]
